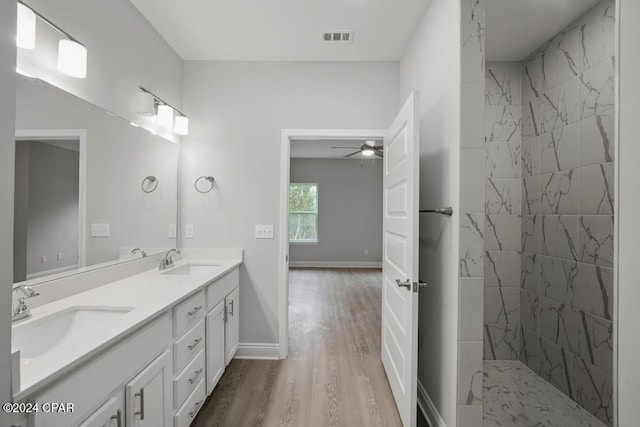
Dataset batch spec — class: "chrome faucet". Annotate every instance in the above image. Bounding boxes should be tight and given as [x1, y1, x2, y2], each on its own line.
[159, 248, 179, 271]
[12, 285, 40, 323]
[132, 247, 147, 258]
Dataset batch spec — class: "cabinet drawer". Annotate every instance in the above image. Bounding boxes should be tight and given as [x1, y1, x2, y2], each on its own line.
[174, 349, 205, 409]
[174, 291, 205, 337]
[174, 320, 205, 373]
[174, 380, 206, 427]
[206, 268, 238, 311]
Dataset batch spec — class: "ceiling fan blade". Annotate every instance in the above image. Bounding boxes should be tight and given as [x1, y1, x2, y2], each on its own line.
[373, 146, 383, 150]
[332, 146, 360, 149]
[343, 150, 362, 158]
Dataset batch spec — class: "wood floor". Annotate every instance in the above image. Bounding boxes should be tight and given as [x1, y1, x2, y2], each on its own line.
[192, 268, 405, 427]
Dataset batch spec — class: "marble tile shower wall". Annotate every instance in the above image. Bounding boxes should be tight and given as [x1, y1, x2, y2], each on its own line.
[484, 62, 522, 361]
[519, 1, 615, 425]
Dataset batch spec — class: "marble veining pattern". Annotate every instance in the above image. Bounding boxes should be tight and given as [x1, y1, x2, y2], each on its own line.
[483, 360, 606, 427]
[505, 1, 615, 424]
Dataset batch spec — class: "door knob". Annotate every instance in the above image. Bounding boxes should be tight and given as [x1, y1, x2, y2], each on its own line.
[395, 279, 411, 290]
[413, 281, 428, 292]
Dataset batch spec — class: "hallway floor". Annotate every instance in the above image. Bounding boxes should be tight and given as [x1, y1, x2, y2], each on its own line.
[192, 268, 406, 427]
[483, 361, 606, 427]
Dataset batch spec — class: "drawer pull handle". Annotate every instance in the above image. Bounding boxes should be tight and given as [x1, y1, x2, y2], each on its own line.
[111, 409, 122, 427]
[188, 368, 203, 384]
[134, 388, 145, 420]
[188, 337, 203, 350]
[189, 399, 203, 418]
[188, 306, 203, 316]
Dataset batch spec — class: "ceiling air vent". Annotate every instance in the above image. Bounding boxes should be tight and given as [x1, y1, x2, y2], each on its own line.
[322, 30, 354, 43]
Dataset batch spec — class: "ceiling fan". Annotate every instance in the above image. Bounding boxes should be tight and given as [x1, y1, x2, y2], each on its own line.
[331, 140, 383, 158]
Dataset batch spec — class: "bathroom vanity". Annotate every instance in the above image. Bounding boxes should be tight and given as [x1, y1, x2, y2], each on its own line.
[10, 249, 242, 427]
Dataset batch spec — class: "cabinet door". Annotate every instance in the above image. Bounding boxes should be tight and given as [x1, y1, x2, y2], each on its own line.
[79, 392, 125, 427]
[126, 350, 173, 427]
[225, 288, 239, 365]
[206, 301, 225, 395]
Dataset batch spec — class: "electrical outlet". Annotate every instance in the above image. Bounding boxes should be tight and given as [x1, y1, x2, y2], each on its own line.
[168, 224, 177, 238]
[185, 224, 194, 239]
[91, 223, 110, 237]
[41, 255, 47, 263]
[255, 225, 274, 239]
[57, 252, 64, 261]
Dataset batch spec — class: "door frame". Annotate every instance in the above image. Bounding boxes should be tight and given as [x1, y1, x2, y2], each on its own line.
[15, 129, 88, 269]
[278, 128, 386, 359]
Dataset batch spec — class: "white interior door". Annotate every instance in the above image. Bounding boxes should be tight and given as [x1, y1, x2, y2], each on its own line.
[381, 91, 420, 427]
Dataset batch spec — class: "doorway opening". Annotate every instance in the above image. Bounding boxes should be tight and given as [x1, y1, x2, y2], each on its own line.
[14, 130, 87, 283]
[278, 129, 386, 359]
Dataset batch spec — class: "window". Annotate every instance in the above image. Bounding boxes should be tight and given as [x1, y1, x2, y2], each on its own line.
[289, 183, 318, 243]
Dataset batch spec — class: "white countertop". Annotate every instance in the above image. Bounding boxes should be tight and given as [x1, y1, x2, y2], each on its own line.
[12, 255, 242, 401]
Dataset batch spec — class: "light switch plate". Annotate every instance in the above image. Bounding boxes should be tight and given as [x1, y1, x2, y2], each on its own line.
[255, 224, 274, 239]
[91, 223, 110, 237]
[185, 224, 194, 239]
[168, 224, 177, 238]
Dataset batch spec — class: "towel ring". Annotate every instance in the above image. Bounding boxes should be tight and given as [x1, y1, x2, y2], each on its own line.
[141, 176, 158, 193]
[195, 176, 215, 193]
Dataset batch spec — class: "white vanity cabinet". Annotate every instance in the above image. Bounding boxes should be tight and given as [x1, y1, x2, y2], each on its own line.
[224, 287, 239, 366]
[204, 267, 239, 395]
[126, 350, 173, 427]
[205, 302, 225, 394]
[78, 393, 124, 427]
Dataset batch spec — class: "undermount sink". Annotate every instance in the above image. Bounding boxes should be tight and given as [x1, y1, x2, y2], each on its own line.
[161, 263, 219, 276]
[12, 306, 134, 360]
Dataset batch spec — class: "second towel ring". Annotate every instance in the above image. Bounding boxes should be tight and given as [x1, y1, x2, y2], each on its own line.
[195, 176, 215, 193]
[141, 176, 158, 193]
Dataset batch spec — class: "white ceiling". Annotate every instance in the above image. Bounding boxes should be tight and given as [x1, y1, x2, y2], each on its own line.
[129, 0, 431, 61]
[486, 0, 601, 61]
[291, 139, 381, 159]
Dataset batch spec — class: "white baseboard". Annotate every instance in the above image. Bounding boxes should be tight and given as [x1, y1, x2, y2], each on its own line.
[418, 379, 447, 427]
[289, 261, 382, 269]
[235, 342, 280, 360]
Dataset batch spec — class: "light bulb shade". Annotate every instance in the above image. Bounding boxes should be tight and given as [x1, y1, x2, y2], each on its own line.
[157, 104, 174, 130]
[17, 3, 36, 49]
[136, 92, 155, 116]
[174, 115, 189, 135]
[58, 40, 87, 78]
[362, 149, 374, 156]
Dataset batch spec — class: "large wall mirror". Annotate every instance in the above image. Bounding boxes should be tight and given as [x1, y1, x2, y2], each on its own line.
[13, 75, 178, 285]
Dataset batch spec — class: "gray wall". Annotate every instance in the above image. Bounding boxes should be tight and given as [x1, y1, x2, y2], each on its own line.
[181, 61, 399, 346]
[20, 142, 79, 277]
[399, 0, 462, 424]
[617, 0, 639, 424]
[0, 1, 16, 424]
[14, 144, 29, 282]
[289, 158, 382, 265]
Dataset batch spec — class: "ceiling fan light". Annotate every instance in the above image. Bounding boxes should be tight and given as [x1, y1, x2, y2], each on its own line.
[362, 149, 375, 156]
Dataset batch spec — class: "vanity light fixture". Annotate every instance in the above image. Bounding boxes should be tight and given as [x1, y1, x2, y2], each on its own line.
[174, 115, 189, 136]
[137, 86, 190, 135]
[16, 3, 36, 49]
[17, 0, 88, 79]
[157, 104, 174, 130]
